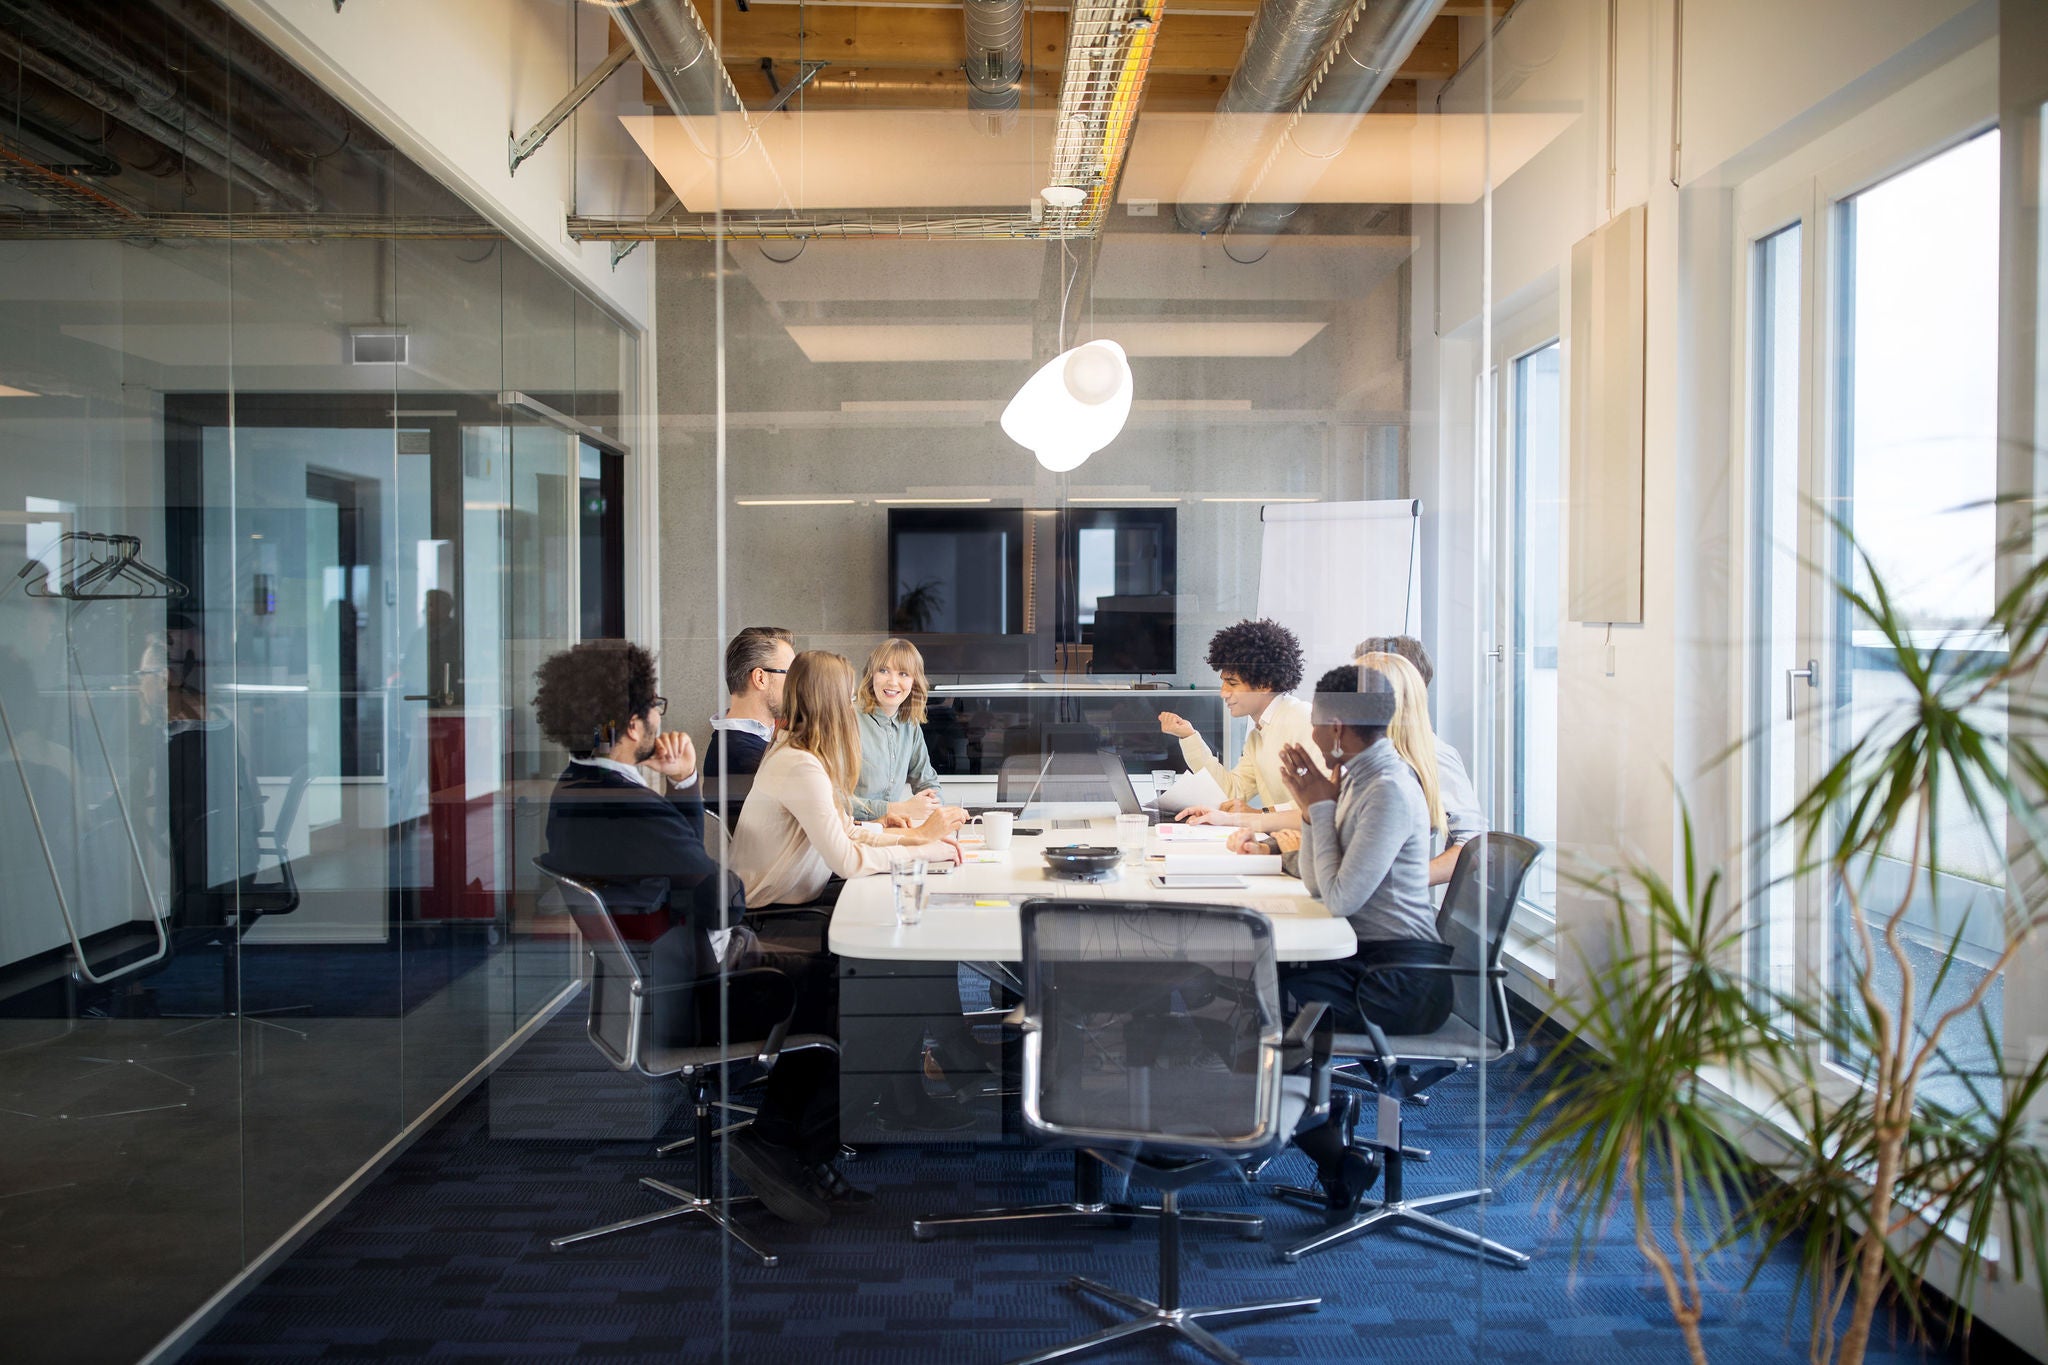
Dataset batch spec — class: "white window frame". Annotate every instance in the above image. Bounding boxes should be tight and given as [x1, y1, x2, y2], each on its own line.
[1726, 40, 2000, 1078]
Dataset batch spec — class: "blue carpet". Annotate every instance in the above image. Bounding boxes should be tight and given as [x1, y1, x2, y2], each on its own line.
[179, 1011, 1996, 1364]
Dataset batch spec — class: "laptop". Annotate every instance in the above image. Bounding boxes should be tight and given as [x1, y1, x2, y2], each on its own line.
[969, 752, 1147, 829]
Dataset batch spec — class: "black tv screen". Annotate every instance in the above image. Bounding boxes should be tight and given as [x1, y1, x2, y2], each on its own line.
[1061, 507, 1177, 674]
[887, 508, 1026, 635]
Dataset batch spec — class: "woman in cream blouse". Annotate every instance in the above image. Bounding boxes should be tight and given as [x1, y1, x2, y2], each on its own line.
[730, 650, 961, 907]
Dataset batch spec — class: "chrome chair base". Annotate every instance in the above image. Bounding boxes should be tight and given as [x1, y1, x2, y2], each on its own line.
[550, 1175, 779, 1267]
[912, 1200, 1263, 1241]
[912, 1151, 1263, 1242]
[1272, 1183, 1530, 1267]
[1006, 1276, 1320, 1365]
[655, 1100, 758, 1155]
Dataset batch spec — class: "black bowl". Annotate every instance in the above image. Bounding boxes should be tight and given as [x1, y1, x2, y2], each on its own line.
[1040, 844, 1125, 878]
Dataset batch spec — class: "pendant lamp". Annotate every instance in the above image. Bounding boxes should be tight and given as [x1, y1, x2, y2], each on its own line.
[1000, 338, 1133, 472]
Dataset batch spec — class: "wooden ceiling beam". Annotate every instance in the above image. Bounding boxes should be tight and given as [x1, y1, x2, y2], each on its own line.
[662, 6, 1459, 83]
[699, 67, 1420, 115]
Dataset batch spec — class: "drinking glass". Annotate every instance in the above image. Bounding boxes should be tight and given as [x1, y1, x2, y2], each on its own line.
[892, 859, 929, 926]
[1115, 812, 1150, 865]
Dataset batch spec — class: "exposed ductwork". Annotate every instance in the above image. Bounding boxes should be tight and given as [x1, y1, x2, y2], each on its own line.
[1172, 0, 1359, 236]
[605, 0, 741, 118]
[0, 0, 322, 213]
[1223, 0, 1443, 257]
[963, 0, 1026, 127]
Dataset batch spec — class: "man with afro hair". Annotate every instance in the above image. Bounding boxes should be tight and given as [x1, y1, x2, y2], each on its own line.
[1157, 617, 1327, 827]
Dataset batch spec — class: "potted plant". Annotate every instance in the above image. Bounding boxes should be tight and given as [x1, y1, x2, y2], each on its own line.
[1518, 522, 2048, 1365]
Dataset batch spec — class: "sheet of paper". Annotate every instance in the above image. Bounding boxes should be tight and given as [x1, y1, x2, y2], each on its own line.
[1151, 768, 1228, 816]
[929, 892, 1022, 910]
[1164, 853, 1283, 876]
[1155, 822, 1234, 843]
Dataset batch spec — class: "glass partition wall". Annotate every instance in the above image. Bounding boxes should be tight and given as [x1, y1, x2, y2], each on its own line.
[0, 30, 629, 1361]
[664, 0, 1516, 1351]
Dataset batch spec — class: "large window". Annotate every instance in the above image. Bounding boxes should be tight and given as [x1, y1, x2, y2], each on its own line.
[1509, 341, 1561, 915]
[1827, 129, 2004, 1108]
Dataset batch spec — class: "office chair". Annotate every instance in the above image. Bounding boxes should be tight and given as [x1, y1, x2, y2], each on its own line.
[1275, 833, 1540, 1268]
[535, 858, 835, 1267]
[1002, 899, 1331, 1365]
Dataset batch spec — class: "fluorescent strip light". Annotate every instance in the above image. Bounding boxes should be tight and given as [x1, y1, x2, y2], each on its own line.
[1201, 496, 1320, 503]
[1067, 496, 1182, 504]
[874, 497, 993, 505]
[1132, 399, 1252, 412]
[840, 400, 1001, 414]
[221, 683, 310, 693]
[735, 498, 859, 506]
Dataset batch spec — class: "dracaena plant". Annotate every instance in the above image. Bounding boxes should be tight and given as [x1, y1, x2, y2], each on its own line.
[1519, 506, 2048, 1365]
[1515, 810, 1780, 1365]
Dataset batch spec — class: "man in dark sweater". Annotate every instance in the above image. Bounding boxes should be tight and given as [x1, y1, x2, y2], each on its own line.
[700, 626, 793, 826]
[533, 640, 863, 1227]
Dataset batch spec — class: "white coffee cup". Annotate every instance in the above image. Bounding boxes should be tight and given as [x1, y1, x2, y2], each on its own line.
[977, 809, 1015, 851]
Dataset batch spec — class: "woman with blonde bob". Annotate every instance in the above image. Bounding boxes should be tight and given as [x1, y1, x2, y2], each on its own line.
[731, 650, 961, 908]
[1229, 651, 1450, 865]
[850, 638, 963, 827]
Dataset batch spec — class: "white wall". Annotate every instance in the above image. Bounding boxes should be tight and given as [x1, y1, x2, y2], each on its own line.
[220, 0, 655, 332]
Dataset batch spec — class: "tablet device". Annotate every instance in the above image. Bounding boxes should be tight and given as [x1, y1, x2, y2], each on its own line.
[1150, 874, 1248, 890]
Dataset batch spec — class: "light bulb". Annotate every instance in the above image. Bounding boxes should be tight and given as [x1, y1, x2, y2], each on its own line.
[1063, 344, 1122, 405]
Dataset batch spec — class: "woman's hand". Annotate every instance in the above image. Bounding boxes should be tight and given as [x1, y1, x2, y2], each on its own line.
[1273, 829, 1302, 855]
[1277, 742, 1339, 808]
[880, 812, 912, 830]
[940, 837, 965, 865]
[937, 804, 970, 831]
[909, 805, 956, 845]
[1177, 805, 1245, 827]
[887, 790, 941, 822]
[1157, 711, 1195, 739]
[1225, 828, 1263, 854]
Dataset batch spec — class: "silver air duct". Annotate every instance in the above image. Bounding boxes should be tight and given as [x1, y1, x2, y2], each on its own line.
[964, 0, 1026, 128]
[605, 0, 741, 116]
[1172, 0, 1358, 236]
[1223, 0, 1442, 257]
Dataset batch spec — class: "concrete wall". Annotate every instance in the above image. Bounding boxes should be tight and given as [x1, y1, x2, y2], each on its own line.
[652, 233, 1417, 738]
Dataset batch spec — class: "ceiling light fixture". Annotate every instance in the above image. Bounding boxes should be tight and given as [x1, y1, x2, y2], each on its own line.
[1000, 338, 1133, 473]
[874, 497, 995, 505]
[1201, 496, 1320, 504]
[1066, 496, 1181, 504]
[734, 498, 860, 507]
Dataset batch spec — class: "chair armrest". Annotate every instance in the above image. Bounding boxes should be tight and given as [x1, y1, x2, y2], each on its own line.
[1280, 1000, 1329, 1054]
[744, 905, 831, 925]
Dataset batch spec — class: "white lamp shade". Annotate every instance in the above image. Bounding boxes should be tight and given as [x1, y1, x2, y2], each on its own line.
[1000, 339, 1133, 473]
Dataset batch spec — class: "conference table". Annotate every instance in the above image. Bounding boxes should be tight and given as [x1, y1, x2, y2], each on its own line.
[825, 812, 1356, 1143]
[827, 814, 1358, 963]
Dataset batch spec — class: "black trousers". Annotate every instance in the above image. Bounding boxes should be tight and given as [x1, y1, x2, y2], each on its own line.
[734, 940, 842, 1163]
[1280, 938, 1456, 1038]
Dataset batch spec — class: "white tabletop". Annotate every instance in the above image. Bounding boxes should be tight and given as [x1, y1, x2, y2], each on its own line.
[827, 819, 1357, 964]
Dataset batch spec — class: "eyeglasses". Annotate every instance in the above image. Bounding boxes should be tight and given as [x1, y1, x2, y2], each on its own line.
[758, 667, 788, 675]
[651, 695, 668, 715]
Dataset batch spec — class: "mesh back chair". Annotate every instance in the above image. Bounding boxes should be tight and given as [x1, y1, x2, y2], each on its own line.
[1003, 899, 1331, 1365]
[535, 858, 836, 1267]
[1276, 833, 1540, 1267]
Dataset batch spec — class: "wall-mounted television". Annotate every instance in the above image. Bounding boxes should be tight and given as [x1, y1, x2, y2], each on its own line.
[885, 506, 1176, 675]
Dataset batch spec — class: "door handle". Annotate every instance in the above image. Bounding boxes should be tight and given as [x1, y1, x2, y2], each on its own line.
[1785, 660, 1817, 720]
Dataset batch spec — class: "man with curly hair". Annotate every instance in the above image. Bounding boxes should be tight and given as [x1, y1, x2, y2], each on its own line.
[533, 640, 865, 1227]
[1157, 617, 1327, 828]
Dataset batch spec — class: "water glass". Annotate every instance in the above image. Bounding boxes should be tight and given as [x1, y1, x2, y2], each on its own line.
[892, 859, 929, 927]
[1115, 812, 1150, 865]
[1151, 769, 1180, 802]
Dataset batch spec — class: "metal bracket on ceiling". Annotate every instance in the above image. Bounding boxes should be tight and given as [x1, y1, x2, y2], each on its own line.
[610, 190, 682, 269]
[759, 60, 828, 114]
[508, 42, 634, 176]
